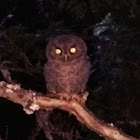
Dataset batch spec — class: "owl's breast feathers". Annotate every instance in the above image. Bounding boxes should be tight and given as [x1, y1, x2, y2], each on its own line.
[44, 59, 91, 94]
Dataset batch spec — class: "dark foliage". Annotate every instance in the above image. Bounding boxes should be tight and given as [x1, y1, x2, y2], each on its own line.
[0, 0, 140, 139]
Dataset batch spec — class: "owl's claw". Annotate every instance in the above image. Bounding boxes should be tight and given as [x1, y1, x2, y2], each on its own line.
[56, 91, 89, 104]
[57, 93, 70, 101]
[81, 91, 89, 102]
[71, 91, 89, 104]
[51, 90, 57, 94]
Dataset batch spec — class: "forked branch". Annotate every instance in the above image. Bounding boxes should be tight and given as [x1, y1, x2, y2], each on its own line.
[0, 81, 138, 140]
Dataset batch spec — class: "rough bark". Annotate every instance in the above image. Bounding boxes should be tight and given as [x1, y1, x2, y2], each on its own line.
[0, 81, 138, 140]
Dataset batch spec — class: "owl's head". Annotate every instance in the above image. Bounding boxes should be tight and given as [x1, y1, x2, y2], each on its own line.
[46, 35, 88, 62]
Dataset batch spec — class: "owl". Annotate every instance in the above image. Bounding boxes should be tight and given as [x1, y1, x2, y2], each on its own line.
[44, 35, 91, 97]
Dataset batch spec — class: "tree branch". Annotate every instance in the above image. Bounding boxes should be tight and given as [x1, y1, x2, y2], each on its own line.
[0, 81, 138, 140]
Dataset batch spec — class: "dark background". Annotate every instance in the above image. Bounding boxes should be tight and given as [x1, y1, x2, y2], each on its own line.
[0, 0, 140, 139]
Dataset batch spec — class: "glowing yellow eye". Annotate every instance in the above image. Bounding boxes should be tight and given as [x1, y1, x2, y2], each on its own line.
[55, 48, 61, 54]
[70, 47, 76, 53]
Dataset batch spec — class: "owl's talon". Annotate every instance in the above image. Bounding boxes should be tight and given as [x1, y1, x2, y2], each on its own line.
[71, 92, 89, 104]
[81, 91, 89, 102]
[51, 90, 57, 94]
[70, 93, 82, 103]
[56, 92, 89, 103]
[57, 93, 71, 101]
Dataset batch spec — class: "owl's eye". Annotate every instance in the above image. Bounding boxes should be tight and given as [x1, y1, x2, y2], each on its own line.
[55, 48, 62, 54]
[70, 47, 76, 54]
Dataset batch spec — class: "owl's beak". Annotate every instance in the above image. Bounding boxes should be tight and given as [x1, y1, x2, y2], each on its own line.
[64, 55, 68, 62]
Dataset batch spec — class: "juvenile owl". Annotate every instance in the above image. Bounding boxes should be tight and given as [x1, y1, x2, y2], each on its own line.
[44, 35, 91, 96]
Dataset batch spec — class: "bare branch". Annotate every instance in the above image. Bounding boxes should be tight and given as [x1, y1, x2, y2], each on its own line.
[0, 81, 138, 140]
